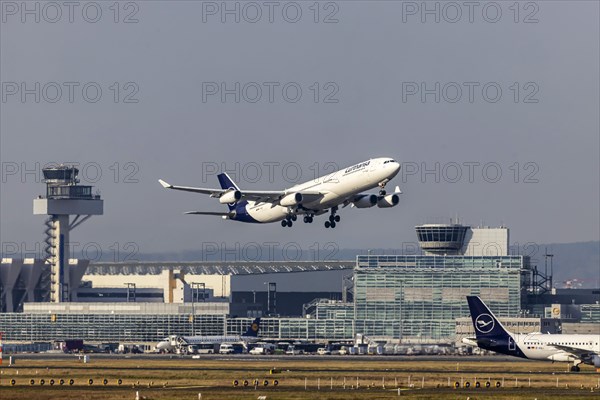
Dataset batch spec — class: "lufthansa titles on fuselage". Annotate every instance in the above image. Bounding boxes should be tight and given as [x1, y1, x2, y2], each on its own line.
[344, 160, 370, 175]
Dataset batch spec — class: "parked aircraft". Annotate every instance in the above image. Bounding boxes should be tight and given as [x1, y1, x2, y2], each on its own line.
[156, 318, 260, 353]
[464, 296, 600, 371]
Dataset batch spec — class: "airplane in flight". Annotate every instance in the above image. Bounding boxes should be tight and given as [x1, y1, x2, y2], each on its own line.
[156, 318, 261, 353]
[464, 296, 600, 372]
[159, 157, 402, 228]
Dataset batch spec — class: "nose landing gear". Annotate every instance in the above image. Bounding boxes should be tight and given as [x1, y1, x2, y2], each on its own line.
[378, 181, 388, 196]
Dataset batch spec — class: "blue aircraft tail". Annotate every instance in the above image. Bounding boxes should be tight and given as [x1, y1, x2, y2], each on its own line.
[466, 296, 526, 358]
[217, 173, 241, 211]
[242, 318, 261, 337]
[466, 296, 511, 339]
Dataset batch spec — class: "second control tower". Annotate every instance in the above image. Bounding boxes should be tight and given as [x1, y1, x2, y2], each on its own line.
[416, 222, 509, 256]
[33, 166, 103, 302]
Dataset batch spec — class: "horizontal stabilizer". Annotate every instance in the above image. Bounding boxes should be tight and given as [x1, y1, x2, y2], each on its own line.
[184, 211, 234, 218]
[158, 179, 221, 196]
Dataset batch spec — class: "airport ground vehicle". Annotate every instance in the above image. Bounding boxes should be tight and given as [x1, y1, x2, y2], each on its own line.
[219, 343, 234, 354]
[317, 347, 331, 355]
[249, 343, 276, 355]
[176, 343, 216, 354]
[286, 345, 304, 355]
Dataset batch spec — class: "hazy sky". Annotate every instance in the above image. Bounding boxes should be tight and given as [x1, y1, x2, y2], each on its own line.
[1, 1, 598, 261]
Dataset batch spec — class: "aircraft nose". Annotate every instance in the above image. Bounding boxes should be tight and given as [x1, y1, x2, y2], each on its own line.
[390, 161, 401, 176]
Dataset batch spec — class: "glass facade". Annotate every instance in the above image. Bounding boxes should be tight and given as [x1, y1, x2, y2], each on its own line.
[415, 225, 468, 253]
[0, 314, 355, 343]
[227, 318, 353, 341]
[415, 225, 467, 243]
[307, 299, 355, 320]
[581, 304, 600, 323]
[0, 313, 226, 342]
[353, 255, 528, 339]
[47, 185, 93, 199]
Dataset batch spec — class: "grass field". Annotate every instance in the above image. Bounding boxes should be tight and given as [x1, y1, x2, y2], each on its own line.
[1, 357, 599, 399]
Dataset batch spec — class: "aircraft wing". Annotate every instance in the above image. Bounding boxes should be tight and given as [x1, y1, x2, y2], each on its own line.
[549, 344, 599, 361]
[222, 189, 325, 204]
[345, 193, 374, 205]
[240, 190, 290, 203]
[342, 186, 402, 208]
[291, 191, 325, 203]
[159, 179, 324, 203]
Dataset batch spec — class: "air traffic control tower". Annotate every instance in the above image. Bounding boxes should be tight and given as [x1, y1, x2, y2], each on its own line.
[415, 222, 509, 256]
[33, 166, 103, 302]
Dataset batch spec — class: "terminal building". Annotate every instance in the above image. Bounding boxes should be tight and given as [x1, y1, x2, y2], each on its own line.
[1, 222, 542, 344]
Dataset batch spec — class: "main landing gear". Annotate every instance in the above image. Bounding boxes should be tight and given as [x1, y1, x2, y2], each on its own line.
[303, 215, 314, 223]
[281, 214, 297, 228]
[324, 207, 340, 229]
[570, 363, 581, 372]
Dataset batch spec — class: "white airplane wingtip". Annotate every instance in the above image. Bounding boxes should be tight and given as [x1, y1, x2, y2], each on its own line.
[395, 186, 402, 194]
[158, 179, 172, 188]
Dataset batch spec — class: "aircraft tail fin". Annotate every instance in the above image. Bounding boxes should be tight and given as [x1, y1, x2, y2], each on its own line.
[466, 296, 512, 340]
[242, 318, 261, 337]
[217, 173, 241, 191]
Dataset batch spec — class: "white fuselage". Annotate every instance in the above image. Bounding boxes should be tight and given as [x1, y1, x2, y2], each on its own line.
[515, 333, 600, 362]
[244, 158, 400, 223]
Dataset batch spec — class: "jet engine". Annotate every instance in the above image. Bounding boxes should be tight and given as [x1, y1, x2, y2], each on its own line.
[547, 353, 577, 363]
[219, 190, 242, 204]
[353, 194, 378, 208]
[377, 193, 400, 208]
[593, 355, 600, 368]
[280, 192, 303, 207]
